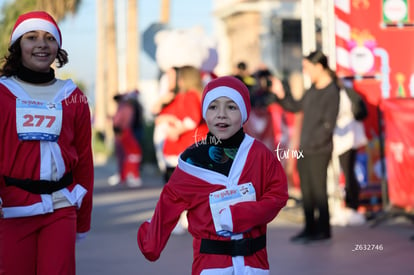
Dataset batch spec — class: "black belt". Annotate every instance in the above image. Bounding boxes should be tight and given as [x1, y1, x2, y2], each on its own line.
[4, 172, 73, 194]
[200, 235, 266, 256]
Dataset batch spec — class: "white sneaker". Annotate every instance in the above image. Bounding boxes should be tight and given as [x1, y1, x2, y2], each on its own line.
[126, 176, 142, 188]
[108, 173, 120, 186]
[330, 210, 347, 227]
[346, 208, 366, 226]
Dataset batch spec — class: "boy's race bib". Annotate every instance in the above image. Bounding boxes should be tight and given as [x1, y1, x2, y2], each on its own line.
[16, 99, 63, 141]
[209, 182, 256, 236]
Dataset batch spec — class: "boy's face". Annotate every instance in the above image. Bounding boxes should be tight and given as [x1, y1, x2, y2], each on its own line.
[205, 96, 242, 140]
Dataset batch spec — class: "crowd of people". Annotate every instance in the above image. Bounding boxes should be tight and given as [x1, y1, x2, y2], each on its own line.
[0, 9, 370, 275]
[137, 51, 370, 273]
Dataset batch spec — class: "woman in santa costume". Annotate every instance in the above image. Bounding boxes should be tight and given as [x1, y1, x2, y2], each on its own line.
[0, 11, 93, 275]
[138, 76, 288, 274]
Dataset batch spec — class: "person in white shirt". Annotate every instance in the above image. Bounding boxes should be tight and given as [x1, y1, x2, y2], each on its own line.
[331, 82, 368, 226]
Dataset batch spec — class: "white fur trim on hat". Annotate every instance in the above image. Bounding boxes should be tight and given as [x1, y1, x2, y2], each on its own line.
[11, 18, 61, 47]
[202, 86, 248, 124]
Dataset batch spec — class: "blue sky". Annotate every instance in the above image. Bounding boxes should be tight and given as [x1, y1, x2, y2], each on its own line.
[57, 0, 214, 92]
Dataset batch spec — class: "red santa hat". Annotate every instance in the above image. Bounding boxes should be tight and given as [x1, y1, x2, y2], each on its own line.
[202, 76, 251, 124]
[10, 11, 62, 47]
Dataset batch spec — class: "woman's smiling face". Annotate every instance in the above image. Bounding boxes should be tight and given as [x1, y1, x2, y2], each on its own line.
[20, 30, 58, 73]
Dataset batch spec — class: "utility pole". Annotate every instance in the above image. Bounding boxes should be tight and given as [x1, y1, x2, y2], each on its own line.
[105, 0, 118, 148]
[106, 0, 118, 112]
[95, 0, 106, 137]
[126, 0, 139, 90]
[301, 0, 316, 56]
[301, 0, 316, 88]
[321, 0, 336, 69]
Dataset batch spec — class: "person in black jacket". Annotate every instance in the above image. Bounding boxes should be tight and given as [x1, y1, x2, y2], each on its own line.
[271, 50, 340, 244]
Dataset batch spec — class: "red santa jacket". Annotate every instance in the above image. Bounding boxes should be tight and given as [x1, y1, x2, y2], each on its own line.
[160, 90, 208, 157]
[0, 77, 94, 233]
[138, 135, 288, 274]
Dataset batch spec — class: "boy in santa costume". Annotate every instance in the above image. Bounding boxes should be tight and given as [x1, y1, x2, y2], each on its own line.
[137, 76, 288, 274]
[0, 11, 93, 275]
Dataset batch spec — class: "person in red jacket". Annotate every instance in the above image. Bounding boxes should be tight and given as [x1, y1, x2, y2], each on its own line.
[110, 90, 143, 187]
[137, 76, 288, 274]
[0, 11, 93, 275]
[155, 66, 209, 182]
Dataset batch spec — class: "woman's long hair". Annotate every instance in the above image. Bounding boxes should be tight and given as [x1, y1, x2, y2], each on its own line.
[0, 37, 68, 77]
[304, 50, 340, 87]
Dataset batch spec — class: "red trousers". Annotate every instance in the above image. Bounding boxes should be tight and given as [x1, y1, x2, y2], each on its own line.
[115, 128, 142, 182]
[0, 207, 77, 275]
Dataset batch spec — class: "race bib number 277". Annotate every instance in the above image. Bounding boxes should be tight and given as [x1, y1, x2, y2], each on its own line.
[16, 99, 63, 141]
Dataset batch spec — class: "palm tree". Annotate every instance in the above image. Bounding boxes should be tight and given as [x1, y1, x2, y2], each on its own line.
[36, 0, 81, 20]
[91, 0, 119, 150]
[95, 0, 123, 152]
[0, 0, 82, 57]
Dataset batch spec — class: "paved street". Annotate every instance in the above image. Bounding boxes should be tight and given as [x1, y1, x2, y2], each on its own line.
[76, 159, 414, 275]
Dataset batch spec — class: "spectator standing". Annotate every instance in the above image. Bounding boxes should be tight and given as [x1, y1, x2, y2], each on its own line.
[271, 50, 340, 244]
[233, 61, 256, 94]
[330, 81, 368, 226]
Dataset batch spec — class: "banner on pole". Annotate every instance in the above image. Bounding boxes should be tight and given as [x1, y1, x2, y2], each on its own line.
[381, 98, 414, 208]
[334, 0, 414, 210]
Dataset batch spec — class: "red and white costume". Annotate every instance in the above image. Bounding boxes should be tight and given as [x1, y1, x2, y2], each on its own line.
[160, 90, 208, 165]
[0, 10, 93, 275]
[0, 76, 93, 231]
[113, 98, 142, 183]
[138, 134, 288, 274]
